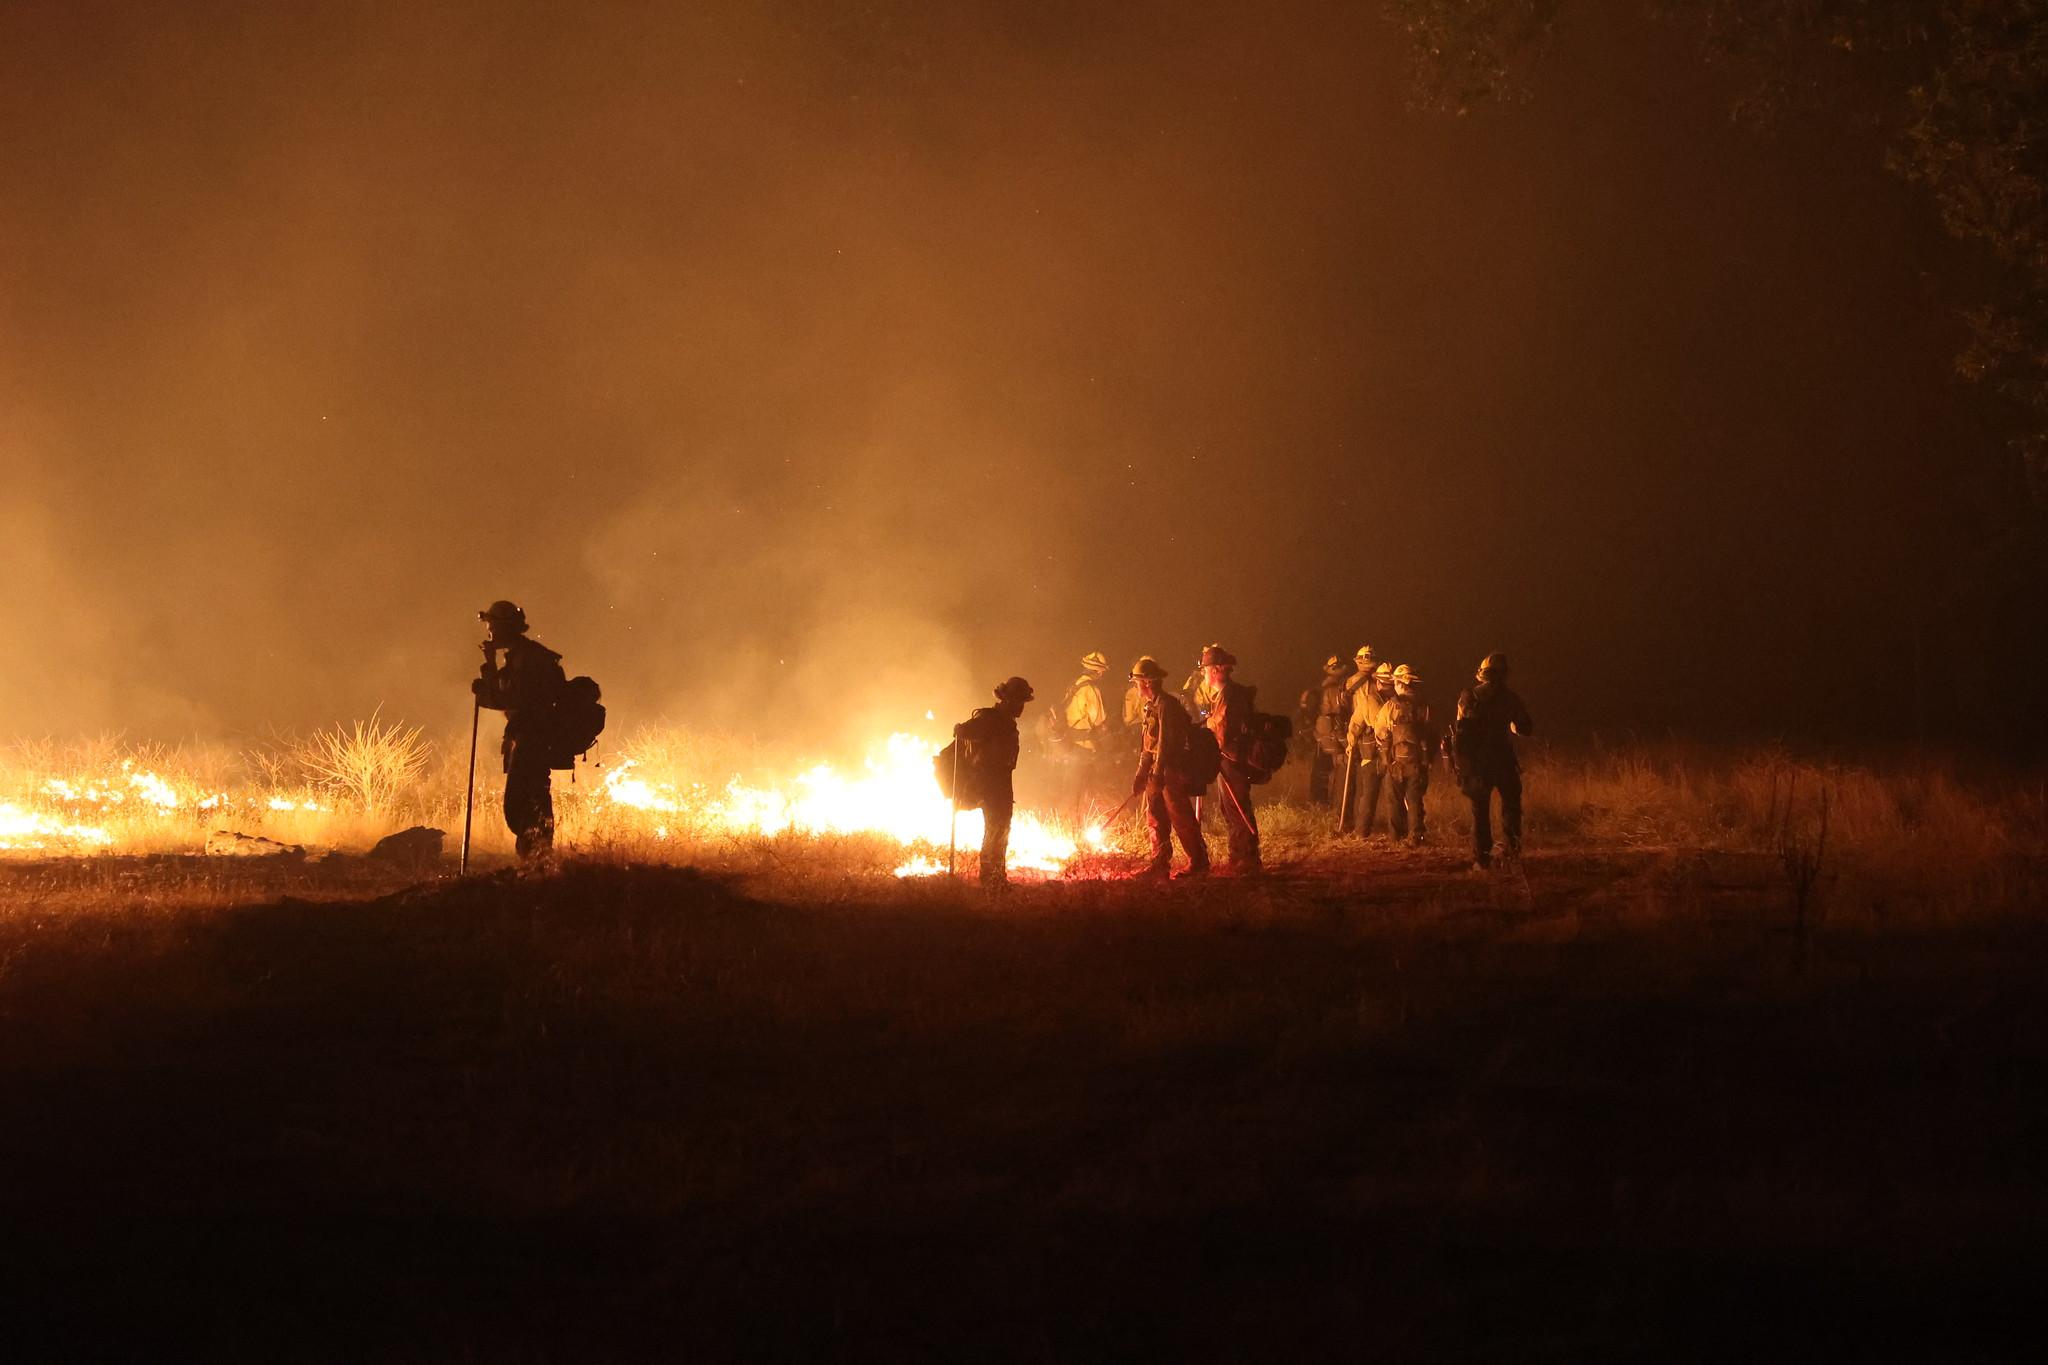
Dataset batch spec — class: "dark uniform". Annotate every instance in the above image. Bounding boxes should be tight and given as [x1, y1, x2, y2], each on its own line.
[473, 604, 566, 860]
[1451, 656, 1534, 867]
[957, 676, 1033, 886]
[1308, 658, 1354, 806]
[1376, 675, 1435, 843]
[1132, 663, 1207, 878]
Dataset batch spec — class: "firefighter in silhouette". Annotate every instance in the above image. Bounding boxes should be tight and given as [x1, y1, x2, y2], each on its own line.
[471, 600, 565, 860]
[1129, 656, 1208, 879]
[1344, 658, 1396, 836]
[1200, 645, 1262, 874]
[1307, 655, 1353, 806]
[1376, 665, 1435, 844]
[1450, 653, 1535, 869]
[956, 676, 1034, 887]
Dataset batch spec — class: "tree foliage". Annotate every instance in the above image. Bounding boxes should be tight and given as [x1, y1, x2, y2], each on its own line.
[1384, 0, 1564, 113]
[1385, 0, 2048, 489]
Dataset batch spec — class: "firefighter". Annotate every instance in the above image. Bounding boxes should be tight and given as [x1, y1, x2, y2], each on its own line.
[1185, 645, 1224, 723]
[1308, 655, 1353, 806]
[1200, 645, 1261, 874]
[1344, 659, 1396, 837]
[1120, 671, 1147, 764]
[471, 599, 567, 860]
[1450, 653, 1535, 869]
[1056, 651, 1112, 807]
[1376, 664, 1435, 844]
[1346, 645, 1378, 707]
[1129, 656, 1208, 879]
[955, 675, 1035, 887]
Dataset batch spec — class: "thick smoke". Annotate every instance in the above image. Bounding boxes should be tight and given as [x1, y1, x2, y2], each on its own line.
[0, 1, 2000, 753]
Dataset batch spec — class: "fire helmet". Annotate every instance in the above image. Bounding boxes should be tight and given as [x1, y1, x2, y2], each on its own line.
[1477, 652, 1510, 681]
[1354, 645, 1376, 665]
[478, 600, 527, 633]
[1323, 655, 1350, 676]
[1128, 655, 1168, 681]
[1392, 664, 1421, 687]
[994, 676, 1036, 704]
[1081, 650, 1109, 674]
[1373, 661, 1394, 681]
[1201, 645, 1237, 669]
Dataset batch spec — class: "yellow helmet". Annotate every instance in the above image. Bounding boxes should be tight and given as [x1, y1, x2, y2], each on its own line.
[1081, 650, 1108, 674]
[1354, 644, 1376, 664]
[1128, 656, 1168, 681]
[1373, 661, 1394, 680]
[1393, 664, 1421, 686]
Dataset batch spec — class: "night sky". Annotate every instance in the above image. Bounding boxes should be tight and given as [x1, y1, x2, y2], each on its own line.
[0, 1, 1983, 753]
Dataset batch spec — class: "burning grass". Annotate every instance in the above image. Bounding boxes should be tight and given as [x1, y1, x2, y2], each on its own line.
[2, 723, 2042, 918]
[1, 727, 2042, 1356]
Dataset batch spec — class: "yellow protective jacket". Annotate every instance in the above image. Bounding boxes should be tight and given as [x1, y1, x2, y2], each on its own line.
[1062, 674, 1109, 751]
[1346, 679, 1393, 759]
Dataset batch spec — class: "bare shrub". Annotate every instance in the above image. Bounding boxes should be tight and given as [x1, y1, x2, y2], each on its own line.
[293, 711, 432, 814]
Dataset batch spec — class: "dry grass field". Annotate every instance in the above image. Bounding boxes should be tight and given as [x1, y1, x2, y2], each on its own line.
[2, 748, 2044, 1360]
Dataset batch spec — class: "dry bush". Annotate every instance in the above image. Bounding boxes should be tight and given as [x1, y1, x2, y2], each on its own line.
[292, 711, 432, 814]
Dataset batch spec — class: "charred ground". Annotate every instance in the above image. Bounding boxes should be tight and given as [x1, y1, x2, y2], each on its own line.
[3, 839, 2045, 1360]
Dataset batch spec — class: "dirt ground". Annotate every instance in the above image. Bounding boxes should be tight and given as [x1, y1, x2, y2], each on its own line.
[1, 842, 2043, 1361]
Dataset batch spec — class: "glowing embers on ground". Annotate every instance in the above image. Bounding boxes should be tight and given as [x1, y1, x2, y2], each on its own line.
[600, 732, 1088, 877]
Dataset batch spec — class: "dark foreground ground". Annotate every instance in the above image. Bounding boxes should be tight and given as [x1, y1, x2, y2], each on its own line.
[2, 851, 2044, 1361]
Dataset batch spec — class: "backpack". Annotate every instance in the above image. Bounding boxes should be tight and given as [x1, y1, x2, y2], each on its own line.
[1182, 725, 1223, 789]
[1242, 712, 1294, 784]
[546, 675, 606, 770]
[1383, 695, 1432, 766]
[934, 738, 970, 805]
[934, 714, 993, 809]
